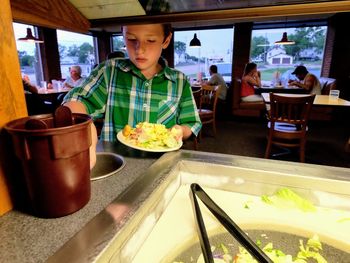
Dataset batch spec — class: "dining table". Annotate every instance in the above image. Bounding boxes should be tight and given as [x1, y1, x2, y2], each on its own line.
[37, 87, 71, 108]
[257, 83, 307, 94]
[261, 92, 350, 106]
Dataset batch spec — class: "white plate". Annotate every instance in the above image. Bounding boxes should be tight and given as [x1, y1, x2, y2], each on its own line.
[117, 131, 183, 152]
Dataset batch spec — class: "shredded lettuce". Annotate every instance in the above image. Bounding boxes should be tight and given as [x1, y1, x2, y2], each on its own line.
[234, 234, 327, 263]
[177, 234, 328, 263]
[337, 217, 350, 223]
[261, 188, 316, 212]
[122, 122, 181, 149]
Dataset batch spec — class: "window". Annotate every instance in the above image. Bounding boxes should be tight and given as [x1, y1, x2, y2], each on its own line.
[57, 30, 96, 79]
[13, 22, 44, 86]
[250, 26, 327, 84]
[112, 35, 125, 51]
[174, 28, 234, 82]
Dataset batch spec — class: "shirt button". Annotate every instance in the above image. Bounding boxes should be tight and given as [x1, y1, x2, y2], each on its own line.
[145, 82, 150, 87]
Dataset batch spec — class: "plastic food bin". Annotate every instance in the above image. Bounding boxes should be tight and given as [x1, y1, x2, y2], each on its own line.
[5, 113, 92, 218]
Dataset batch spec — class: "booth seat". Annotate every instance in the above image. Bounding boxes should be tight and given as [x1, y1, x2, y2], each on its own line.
[232, 78, 265, 117]
[310, 77, 336, 121]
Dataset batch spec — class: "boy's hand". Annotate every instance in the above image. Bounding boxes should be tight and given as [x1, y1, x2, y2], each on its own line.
[170, 125, 183, 141]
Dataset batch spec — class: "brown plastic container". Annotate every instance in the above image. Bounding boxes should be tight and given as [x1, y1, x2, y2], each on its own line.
[4, 113, 92, 218]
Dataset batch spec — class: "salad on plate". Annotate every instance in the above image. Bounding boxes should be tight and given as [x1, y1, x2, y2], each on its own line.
[118, 122, 182, 151]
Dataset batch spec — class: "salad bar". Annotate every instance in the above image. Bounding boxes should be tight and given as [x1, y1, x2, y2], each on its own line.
[47, 150, 350, 263]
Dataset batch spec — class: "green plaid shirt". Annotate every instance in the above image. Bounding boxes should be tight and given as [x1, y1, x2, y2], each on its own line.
[63, 58, 202, 141]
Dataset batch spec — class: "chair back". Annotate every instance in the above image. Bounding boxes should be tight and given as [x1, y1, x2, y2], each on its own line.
[199, 85, 219, 112]
[192, 88, 202, 108]
[265, 93, 316, 162]
[269, 93, 315, 131]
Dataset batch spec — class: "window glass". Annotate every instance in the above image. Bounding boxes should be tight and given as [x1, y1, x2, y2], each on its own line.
[13, 22, 43, 86]
[112, 35, 125, 51]
[57, 30, 96, 79]
[174, 28, 234, 82]
[250, 26, 327, 85]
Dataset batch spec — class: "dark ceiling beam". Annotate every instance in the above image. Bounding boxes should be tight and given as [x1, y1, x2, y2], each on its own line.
[90, 1, 350, 29]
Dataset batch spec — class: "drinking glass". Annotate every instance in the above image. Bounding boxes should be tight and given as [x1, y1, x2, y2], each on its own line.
[329, 90, 340, 100]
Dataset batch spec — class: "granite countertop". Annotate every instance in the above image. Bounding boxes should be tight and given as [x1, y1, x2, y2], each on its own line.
[0, 141, 162, 263]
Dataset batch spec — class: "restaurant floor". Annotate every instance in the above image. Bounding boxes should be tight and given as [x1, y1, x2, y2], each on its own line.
[182, 117, 350, 169]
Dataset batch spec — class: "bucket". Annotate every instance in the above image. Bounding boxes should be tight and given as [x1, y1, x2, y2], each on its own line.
[4, 113, 92, 218]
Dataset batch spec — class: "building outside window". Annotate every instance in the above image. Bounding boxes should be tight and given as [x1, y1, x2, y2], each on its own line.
[13, 22, 44, 86]
[250, 26, 327, 85]
[174, 28, 234, 82]
[57, 30, 96, 79]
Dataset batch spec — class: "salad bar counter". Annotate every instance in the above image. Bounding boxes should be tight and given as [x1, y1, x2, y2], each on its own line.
[47, 149, 350, 263]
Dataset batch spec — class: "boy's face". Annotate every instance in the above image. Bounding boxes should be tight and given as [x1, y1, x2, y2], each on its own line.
[123, 24, 172, 77]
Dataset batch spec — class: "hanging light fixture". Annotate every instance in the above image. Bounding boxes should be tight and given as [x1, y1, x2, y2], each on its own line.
[274, 32, 295, 45]
[189, 33, 201, 47]
[18, 28, 44, 43]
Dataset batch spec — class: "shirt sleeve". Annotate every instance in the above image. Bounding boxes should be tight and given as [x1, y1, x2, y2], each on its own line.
[62, 62, 110, 119]
[178, 79, 202, 136]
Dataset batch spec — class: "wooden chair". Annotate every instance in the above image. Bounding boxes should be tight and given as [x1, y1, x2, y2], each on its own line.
[198, 85, 220, 137]
[192, 87, 202, 108]
[264, 93, 315, 162]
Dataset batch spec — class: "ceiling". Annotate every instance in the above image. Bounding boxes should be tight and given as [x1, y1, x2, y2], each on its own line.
[66, 0, 350, 32]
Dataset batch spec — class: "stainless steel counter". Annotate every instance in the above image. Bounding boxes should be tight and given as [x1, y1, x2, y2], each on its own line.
[1, 144, 350, 263]
[48, 149, 350, 263]
[0, 141, 161, 263]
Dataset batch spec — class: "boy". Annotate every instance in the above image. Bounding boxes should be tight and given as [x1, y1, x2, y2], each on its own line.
[63, 24, 202, 168]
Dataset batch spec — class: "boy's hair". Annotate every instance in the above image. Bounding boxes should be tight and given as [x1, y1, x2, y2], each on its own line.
[162, 24, 172, 38]
[121, 23, 172, 40]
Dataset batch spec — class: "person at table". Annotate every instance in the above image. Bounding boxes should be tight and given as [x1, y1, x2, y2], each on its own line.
[107, 50, 126, 59]
[63, 65, 86, 89]
[289, 65, 321, 95]
[205, 65, 228, 100]
[22, 75, 38, 94]
[63, 23, 202, 169]
[241, 62, 263, 102]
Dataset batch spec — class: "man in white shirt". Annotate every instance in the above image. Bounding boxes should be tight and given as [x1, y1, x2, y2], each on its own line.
[289, 65, 321, 95]
[207, 65, 228, 100]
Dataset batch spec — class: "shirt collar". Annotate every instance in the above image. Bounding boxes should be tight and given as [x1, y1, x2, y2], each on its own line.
[116, 58, 175, 83]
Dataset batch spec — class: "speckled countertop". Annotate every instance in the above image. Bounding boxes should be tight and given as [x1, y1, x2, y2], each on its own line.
[0, 141, 161, 263]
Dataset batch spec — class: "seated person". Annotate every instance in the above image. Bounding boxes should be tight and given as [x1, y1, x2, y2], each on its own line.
[241, 62, 263, 102]
[63, 65, 86, 89]
[107, 50, 126, 59]
[22, 75, 52, 115]
[22, 75, 38, 94]
[289, 65, 321, 94]
[206, 65, 228, 100]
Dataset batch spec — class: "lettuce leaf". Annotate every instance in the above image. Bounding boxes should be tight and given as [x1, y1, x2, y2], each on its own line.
[261, 188, 316, 212]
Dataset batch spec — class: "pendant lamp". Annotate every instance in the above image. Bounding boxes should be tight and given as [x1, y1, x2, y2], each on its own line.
[18, 28, 44, 43]
[274, 32, 295, 45]
[189, 33, 201, 47]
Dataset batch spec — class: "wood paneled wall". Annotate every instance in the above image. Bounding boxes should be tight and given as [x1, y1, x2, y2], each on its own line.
[0, 0, 28, 216]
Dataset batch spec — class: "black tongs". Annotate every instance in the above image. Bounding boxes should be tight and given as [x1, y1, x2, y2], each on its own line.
[189, 183, 273, 263]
